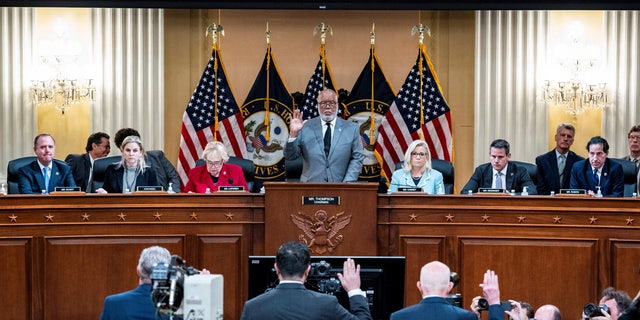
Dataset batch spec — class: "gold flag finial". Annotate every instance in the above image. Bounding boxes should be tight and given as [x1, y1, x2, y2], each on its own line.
[313, 22, 333, 45]
[206, 22, 225, 48]
[370, 22, 376, 45]
[411, 23, 431, 44]
[266, 21, 271, 45]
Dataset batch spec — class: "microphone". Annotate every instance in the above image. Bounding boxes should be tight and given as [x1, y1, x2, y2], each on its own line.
[228, 178, 234, 185]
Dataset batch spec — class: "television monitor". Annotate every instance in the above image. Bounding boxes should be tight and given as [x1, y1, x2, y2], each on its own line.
[248, 255, 405, 320]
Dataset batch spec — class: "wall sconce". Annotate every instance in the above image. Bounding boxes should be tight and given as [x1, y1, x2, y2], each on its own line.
[542, 22, 609, 117]
[30, 17, 95, 115]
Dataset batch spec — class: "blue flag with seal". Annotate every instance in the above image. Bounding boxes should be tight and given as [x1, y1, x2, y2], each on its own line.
[241, 45, 294, 191]
[344, 47, 396, 181]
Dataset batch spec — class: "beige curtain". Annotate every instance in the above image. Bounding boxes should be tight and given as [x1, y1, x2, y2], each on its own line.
[91, 8, 164, 150]
[603, 10, 640, 157]
[0, 7, 36, 183]
[474, 10, 549, 165]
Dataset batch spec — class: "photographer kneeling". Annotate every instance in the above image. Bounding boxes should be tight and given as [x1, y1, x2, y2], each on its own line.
[240, 241, 371, 320]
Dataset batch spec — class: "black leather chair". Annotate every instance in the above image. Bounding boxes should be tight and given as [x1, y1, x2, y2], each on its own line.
[92, 156, 122, 191]
[613, 158, 637, 197]
[390, 159, 455, 194]
[7, 156, 67, 194]
[285, 157, 303, 182]
[510, 160, 537, 186]
[195, 156, 256, 192]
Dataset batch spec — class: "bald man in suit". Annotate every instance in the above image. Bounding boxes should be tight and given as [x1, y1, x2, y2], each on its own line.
[285, 88, 364, 182]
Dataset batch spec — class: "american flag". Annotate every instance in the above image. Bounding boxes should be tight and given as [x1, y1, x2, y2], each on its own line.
[177, 48, 248, 188]
[300, 48, 337, 120]
[374, 46, 453, 183]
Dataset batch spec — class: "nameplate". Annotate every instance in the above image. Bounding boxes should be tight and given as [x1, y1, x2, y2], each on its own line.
[559, 189, 587, 195]
[53, 187, 81, 192]
[302, 196, 340, 205]
[397, 187, 422, 192]
[478, 188, 503, 193]
[136, 186, 164, 192]
[219, 186, 245, 192]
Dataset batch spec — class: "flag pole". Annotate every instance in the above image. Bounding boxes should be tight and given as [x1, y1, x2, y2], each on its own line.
[314, 22, 332, 89]
[369, 23, 376, 146]
[264, 22, 271, 141]
[206, 22, 225, 141]
[411, 23, 431, 141]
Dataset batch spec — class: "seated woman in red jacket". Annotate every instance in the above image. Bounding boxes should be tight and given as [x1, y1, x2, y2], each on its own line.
[184, 141, 248, 193]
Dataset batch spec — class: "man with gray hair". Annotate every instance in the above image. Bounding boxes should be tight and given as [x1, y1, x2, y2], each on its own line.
[535, 123, 584, 195]
[99, 246, 171, 320]
[390, 261, 477, 320]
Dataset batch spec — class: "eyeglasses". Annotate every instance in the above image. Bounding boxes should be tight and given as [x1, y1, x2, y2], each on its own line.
[411, 152, 427, 158]
[319, 101, 338, 108]
[206, 160, 224, 167]
[629, 135, 640, 140]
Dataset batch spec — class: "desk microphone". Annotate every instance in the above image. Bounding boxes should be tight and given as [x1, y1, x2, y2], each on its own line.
[228, 178, 234, 184]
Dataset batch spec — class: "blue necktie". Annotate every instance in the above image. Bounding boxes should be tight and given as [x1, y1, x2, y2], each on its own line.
[592, 168, 599, 187]
[43, 167, 50, 193]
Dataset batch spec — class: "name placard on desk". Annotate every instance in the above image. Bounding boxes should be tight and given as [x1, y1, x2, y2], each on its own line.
[397, 187, 422, 192]
[53, 187, 81, 192]
[559, 189, 587, 195]
[50, 187, 84, 195]
[136, 186, 164, 192]
[219, 186, 245, 192]
[302, 196, 340, 205]
[478, 188, 504, 194]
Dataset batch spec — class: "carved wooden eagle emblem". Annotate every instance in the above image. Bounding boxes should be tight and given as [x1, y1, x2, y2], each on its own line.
[290, 210, 352, 254]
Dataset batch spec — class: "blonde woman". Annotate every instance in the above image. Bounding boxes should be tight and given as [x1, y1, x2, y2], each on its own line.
[388, 140, 444, 194]
[97, 135, 158, 194]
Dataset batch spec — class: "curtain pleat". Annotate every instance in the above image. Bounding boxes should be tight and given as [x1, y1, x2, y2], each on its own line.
[91, 8, 164, 150]
[475, 10, 549, 165]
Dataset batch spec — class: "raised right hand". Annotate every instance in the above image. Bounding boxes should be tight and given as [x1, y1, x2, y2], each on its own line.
[288, 109, 307, 138]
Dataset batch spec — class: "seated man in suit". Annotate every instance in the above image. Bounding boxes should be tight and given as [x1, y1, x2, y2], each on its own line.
[65, 132, 111, 192]
[623, 125, 640, 165]
[461, 139, 537, 194]
[570, 136, 624, 197]
[114, 128, 180, 193]
[241, 241, 372, 320]
[99, 246, 171, 320]
[285, 88, 364, 182]
[535, 123, 584, 195]
[17, 133, 76, 194]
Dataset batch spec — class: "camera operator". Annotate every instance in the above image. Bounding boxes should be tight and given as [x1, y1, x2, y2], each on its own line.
[583, 287, 631, 320]
[471, 297, 533, 320]
[100, 246, 171, 320]
[390, 261, 477, 320]
[240, 241, 372, 320]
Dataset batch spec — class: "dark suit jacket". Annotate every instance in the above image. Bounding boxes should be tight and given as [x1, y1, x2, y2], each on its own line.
[147, 150, 181, 193]
[569, 158, 624, 197]
[535, 150, 584, 195]
[184, 163, 248, 193]
[99, 283, 163, 320]
[102, 163, 158, 193]
[284, 117, 364, 182]
[461, 162, 537, 194]
[65, 153, 93, 192]
[390, 296, 477, 320]
[240, 282, 371, 320]
[17, 160, 76, 194]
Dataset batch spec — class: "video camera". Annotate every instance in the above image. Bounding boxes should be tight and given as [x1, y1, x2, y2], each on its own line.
[150, 255, 224, 320]
[307, 260, 342, 294]
[445, 272, 463, 307]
